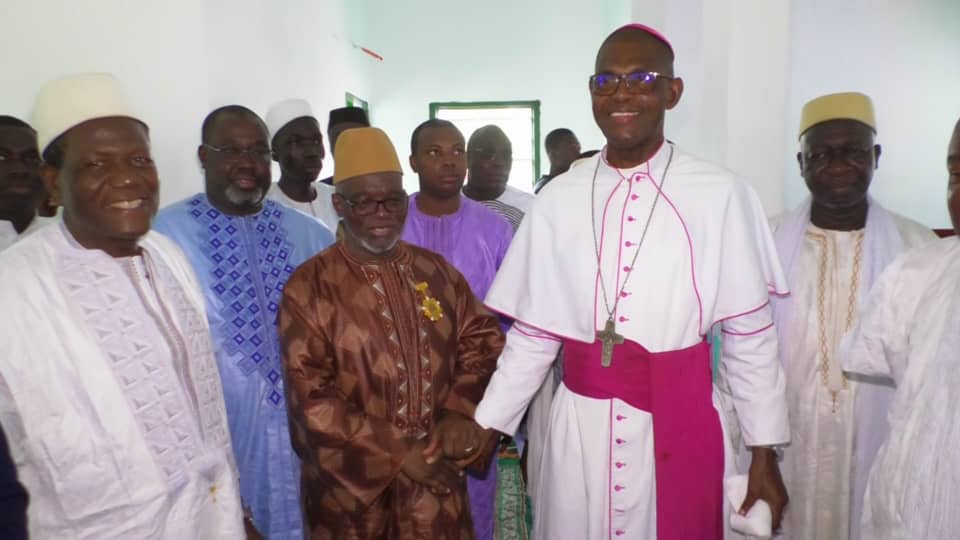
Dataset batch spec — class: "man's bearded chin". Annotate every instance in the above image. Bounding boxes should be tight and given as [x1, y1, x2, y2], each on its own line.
[225, 185, 266, 207]
[361, 236, 400, 255]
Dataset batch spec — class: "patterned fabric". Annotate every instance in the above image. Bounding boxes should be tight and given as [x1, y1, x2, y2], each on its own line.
[57, 245, 231, 488]
[154, 194, 334, 540]
[279, 241, 504, 540]
[402, 194, 513, 301]
[477, 199, 525, 231]
[495, 442, 531, 540]
[402, 194, 514, 540]
[0, 224, 243, 538]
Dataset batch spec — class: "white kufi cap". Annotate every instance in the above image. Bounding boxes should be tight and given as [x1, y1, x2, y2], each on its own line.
[30, 72, 141, 155]
[266, 98, 315, 145]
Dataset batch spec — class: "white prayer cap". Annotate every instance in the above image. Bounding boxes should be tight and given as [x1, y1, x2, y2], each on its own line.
[30, 72, 142, 155]
[266, 98, 315, 146]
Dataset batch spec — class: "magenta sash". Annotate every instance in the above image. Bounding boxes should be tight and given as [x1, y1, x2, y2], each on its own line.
[562, 338, 723, 540]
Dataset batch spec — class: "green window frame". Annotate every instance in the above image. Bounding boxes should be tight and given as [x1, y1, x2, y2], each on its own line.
[429, 100, 541, 188]
[346, 92, 369, 116]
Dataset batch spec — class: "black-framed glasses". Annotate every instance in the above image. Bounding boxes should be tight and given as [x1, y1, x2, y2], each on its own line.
[589, 71, 675, 96]
[341, 193, 409, 216]
[804, 146, 874, 169]
[203, 143, 271, 162]
[469, 147, 512, 162]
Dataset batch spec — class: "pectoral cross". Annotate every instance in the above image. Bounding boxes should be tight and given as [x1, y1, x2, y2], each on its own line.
[597, 318, 624, 368]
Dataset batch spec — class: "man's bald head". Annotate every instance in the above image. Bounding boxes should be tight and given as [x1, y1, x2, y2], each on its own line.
[596, 26, 675, 76]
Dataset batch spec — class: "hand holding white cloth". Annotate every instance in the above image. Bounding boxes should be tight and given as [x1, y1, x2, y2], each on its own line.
[726, 474, 772, 538]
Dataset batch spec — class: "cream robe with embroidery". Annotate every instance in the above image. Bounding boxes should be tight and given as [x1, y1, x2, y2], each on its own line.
[770, 204, 934, 540]
[0, 224, 243, 539]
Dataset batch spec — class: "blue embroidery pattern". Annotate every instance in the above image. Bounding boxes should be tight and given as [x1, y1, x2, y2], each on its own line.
[187, 196, 295, 407]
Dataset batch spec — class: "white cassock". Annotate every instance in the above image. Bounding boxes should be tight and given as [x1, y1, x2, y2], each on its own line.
[0, 214, 56, 252]
[475, 143, 790, 540]
[267, 181, 340, 231]
[840, 237, 960, 540]
[769, 199, 934, 539]
[0, 223, 244, 539]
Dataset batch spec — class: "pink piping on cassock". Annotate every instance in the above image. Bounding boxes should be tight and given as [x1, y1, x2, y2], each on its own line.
[594, 159, 629, 332]
[481, 305, 583, 342]
[722, 321, 775, 337]
[646, 174, 705, 333]
[512, 322, 562, 342]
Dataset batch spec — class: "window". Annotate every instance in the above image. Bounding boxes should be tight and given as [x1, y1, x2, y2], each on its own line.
[346, 92, 369, 116]
[429, 101, 541, 192]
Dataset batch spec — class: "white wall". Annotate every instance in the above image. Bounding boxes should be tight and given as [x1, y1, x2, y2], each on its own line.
[349, 0, 630, 192]
[0, 0, 369, 205]
[632, 0, 960, 224]
[631, 0, 791, 214]
[4, 1, 958, 223]
[784, 0, 960, 228]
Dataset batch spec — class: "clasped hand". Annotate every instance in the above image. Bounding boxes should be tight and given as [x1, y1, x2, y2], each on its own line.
[400, 412, 488, 496]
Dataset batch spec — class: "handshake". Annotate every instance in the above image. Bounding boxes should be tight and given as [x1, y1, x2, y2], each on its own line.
[400, 411, 496, 496]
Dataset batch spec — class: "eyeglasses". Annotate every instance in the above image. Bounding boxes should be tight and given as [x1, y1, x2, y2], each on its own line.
[203, 143, 271, 162]
[804, 146, 874, 169]
[342, 194, 409, 216]
[469, 147, 512, 162]
[0, 151, 42, 167]
[285, 136, 324, 149]
[589, 71, 675, 96]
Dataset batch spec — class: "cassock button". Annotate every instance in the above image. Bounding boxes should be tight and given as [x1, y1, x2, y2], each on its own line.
[618, 316, 629, 323]
[615, 438, 625, 445]
[614, 484, 624, 492]
[631, 194, 639, 200]
[622, 266, 631, 272]
[616, 414, 627, 421]
[624, 241, 634, 247]
[620, 291, 631, 298]
[661, 452, 671, 461]
[615, 461, 625, 469]
[627, 216, 636, 222]
[616, 530, 625, 536]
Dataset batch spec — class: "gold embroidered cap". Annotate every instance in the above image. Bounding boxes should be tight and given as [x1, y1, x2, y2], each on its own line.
[333, 127, 402, 184]
[799, 92, 876, 139]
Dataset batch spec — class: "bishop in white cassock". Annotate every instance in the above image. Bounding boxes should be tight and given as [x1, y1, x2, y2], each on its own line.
[838, 117, 960, 540]
[0, 73, 244, 539]
[472, 24, 790, 540]
[770, 92, 935, 540]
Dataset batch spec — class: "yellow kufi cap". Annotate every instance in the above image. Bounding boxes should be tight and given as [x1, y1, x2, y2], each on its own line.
[333, 127, 402, 184]
[799, 92, 876, 139]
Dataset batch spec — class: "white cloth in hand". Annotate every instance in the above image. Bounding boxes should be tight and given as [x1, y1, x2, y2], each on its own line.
[726, 474, 773, 538]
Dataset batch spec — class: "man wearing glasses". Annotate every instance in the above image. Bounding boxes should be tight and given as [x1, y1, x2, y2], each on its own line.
[464, 24, 791, 539]
[463, 125, 532, 231]
[279, 127, 503, 539]
[769, 92, 934, 539]
[265, 98, 339, 231]
[154, 105, 334, 540]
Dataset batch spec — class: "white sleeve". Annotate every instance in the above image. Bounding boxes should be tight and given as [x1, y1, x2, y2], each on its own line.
[840, 259, 907, 383]
[474, 322, 562, 435]
[721, 304, 790, 446]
